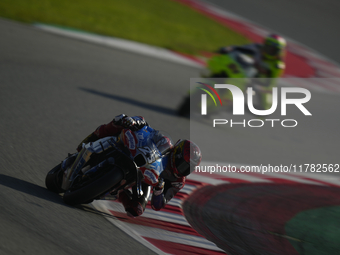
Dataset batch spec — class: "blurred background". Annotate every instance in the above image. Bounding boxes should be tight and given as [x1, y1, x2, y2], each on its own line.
[1, 0, 340, 254]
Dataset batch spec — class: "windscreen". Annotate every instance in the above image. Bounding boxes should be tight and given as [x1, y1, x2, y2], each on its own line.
[152, 130, 173, 155]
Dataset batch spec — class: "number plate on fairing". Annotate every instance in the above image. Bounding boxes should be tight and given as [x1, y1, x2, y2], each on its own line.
[132, 126, 170, 186]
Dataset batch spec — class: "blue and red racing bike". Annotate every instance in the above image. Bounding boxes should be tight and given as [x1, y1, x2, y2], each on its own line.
[45, 126, 173, 205]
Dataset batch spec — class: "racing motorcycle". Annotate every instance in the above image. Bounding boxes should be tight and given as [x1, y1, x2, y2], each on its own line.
[177, 49, 268, 117]
[45, 126, 172, 205]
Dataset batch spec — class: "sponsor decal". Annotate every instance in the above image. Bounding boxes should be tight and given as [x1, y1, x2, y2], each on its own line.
[139, 147, 157, 164]
[137, 132, 145, 147]
[125, 130, 136, 150]
[144, 169, 158, 184]
[148, 159, 163, 174]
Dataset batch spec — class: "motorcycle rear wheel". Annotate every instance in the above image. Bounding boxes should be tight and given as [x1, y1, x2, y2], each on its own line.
[63, 167, 124, 206]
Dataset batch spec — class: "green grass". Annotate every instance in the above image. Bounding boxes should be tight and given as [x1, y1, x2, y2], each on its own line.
[0, 0, 250, 54]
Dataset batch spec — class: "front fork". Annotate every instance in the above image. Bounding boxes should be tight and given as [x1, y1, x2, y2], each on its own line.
[61, 146, 92, 191]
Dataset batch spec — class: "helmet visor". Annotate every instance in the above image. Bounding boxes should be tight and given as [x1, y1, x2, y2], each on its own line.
[263, 42, 281, 56]
[175, 158, 191, 177]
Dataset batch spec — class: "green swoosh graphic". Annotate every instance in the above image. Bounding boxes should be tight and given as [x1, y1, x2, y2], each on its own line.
[197, 87, 217, 106]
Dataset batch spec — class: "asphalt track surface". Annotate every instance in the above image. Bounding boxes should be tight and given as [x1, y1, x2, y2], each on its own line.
[0, 1, 340, 254]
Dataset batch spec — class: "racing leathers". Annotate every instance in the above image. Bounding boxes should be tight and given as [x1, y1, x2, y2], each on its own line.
[77, 114, 185, 217]
[219, 43, 285, 80]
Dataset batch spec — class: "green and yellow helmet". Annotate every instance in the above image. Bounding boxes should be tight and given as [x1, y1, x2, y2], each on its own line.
[262, 34, 286, 60]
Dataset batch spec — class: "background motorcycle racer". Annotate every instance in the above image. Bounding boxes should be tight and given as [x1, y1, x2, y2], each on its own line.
[219, 33, 286, 109]
[219, 33, 286, 79]
[77, 114, 202, 217]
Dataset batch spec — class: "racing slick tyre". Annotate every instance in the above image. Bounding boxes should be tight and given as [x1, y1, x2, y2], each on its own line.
[63, 167, 124, 206]
[45, 163, 64, 193]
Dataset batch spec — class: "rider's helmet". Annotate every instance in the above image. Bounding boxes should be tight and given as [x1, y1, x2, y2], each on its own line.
[262, 34, 286, 60]
[170, 140, 202, 177]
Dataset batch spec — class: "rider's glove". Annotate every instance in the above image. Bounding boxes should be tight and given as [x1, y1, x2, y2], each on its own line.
[153, 179, 165, 196]
[122, 116, 137, 130]
[113, 114, 147, 131]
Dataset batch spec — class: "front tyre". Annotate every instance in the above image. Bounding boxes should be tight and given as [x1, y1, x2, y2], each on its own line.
[63, 167, 124, 206]
[45, 163, 63, 193]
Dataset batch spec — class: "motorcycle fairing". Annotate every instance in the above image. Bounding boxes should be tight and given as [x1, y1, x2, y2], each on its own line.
[61, 137, 117, 190]
[123, 126, 168, 186]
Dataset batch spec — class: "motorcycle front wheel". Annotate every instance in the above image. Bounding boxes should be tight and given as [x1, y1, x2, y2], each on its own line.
[45, 163, 63, 193]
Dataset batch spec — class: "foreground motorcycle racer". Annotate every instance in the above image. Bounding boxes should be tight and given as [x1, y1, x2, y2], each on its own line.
[77, 114, 202, 217]
[219, 34, 286, 109]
